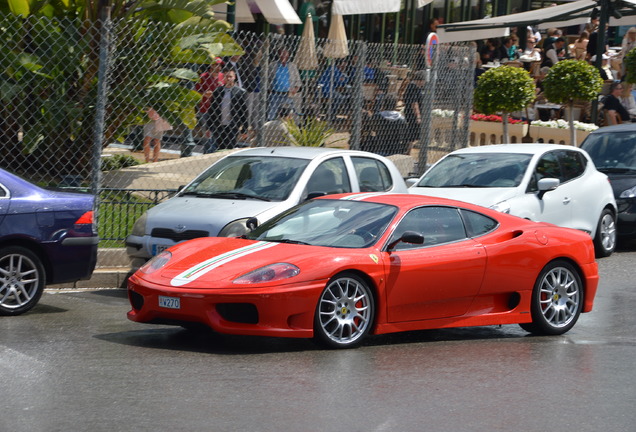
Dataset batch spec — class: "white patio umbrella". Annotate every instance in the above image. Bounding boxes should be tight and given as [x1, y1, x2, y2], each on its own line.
[323, 12, 349, 59]
[296, 13, 318, 71]
[323, 12, 349, 122]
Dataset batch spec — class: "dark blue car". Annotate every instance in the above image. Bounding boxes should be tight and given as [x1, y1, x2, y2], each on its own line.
[0, 168, 98, 315]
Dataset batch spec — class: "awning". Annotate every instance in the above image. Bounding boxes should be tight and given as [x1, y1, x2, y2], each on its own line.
[253, 0, 302, 24]
[212, 0, 255, 23]
[332, 0, 401, 15]
[214, 0, 302, 25]
[437, 0, 597, 43]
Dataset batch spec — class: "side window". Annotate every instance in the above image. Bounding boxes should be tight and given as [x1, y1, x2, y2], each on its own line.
[459, 209, 498, 237]
[0, 184, 6, 198]
[306, 158, 352, 196]
[528, 152, 561, 192]
[558, 150, 587, 182]
[351, 157, 393, 192]
[389, 206, 467, 251]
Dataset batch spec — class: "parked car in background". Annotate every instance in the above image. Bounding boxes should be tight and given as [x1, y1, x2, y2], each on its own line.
[409, 144, 617, 257]
[125, 147, 408, 268]
[127, 194, 599, 349]
[0, 168, 98, 315]
[581, 124, 636, 241]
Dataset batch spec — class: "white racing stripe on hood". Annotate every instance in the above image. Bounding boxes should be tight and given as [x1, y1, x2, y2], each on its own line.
[171, 241, 278, 287]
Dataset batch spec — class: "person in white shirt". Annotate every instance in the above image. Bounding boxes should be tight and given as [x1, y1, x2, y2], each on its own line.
[519, 37, 542, 62]
[542, 37, 565, 68]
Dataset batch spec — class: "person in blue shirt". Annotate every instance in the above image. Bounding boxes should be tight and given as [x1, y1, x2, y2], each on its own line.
[267, 48, 302, 121]
[318, 60, 350, 115]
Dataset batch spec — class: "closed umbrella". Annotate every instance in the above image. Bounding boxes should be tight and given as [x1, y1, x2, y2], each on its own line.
[296, 13, 318, 71]
[323, 12, 349, 59]
[323, 12, 349, 122]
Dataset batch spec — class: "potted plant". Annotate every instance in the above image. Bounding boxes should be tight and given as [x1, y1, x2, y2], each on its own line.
[285, 117, 341, 147]
[473, 66, 536, 143]
[542, 60, 603, 146]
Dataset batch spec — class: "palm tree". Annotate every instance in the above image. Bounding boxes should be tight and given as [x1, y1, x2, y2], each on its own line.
[0, 0, 242, 181]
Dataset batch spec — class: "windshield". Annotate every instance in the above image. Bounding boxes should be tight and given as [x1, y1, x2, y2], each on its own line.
[244, 199, 398, 248]
[181, 156, 310, 201]
[416, 153, 532, 188]
[582, 132, 636, 174]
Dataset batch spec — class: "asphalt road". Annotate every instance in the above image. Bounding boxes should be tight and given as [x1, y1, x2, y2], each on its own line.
[1, 249, 635, 432]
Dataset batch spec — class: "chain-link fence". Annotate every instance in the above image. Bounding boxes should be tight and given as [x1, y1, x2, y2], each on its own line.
[0, 15, 475, 248]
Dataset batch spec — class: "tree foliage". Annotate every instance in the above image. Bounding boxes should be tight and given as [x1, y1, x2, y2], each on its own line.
[473, 66, 536, 115]
[542, 59, 603, 103]
[623, 47, 636, 84]
[0, 0, 243, 179]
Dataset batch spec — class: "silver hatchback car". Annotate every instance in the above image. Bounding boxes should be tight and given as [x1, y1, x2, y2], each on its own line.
[126, 147, 408, 267]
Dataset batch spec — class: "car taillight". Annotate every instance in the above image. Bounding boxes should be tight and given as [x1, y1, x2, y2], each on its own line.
[75, 211, 93, 225]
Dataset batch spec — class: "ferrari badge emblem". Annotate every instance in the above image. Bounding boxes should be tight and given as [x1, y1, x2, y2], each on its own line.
[369, 254, 379, 264]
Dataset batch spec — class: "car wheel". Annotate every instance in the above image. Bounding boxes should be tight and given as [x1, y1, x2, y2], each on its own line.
[0, 246, 46, 316]
[520, 260, 583, 335]
[593, 209, 616, 258]
[314, 272, 374, 349]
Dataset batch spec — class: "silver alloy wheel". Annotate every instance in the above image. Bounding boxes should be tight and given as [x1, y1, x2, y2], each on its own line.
[0, 252, 40, 310]
[317, 276, 373, 346]
[538, 265, 581, 329]
[599, 212, 617, 253]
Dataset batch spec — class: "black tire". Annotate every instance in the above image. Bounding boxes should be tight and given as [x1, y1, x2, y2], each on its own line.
[313, 272, 374, 349]
[519, 260, 583, 335]
[0, 246, 46, 316]
[593, 208, 616, 258]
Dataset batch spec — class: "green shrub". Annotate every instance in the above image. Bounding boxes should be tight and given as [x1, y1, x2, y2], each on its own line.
[285, 117, 337, 147]
[624, 48, 636, 84]
[543, 59, 603, 103]
[474, 66, 536, 115]
[101, 154, 141, 171]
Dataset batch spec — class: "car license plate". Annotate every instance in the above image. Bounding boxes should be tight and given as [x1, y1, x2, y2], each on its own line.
[158, 296, 180, 309]
[152, 244, 168, 256]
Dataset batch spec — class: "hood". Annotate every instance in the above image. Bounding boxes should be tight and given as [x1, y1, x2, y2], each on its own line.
[603, 173, 636, 199]
[409, 187, 520, 208]
[146, 196, 286, 235]
[152, 237, 334, 287]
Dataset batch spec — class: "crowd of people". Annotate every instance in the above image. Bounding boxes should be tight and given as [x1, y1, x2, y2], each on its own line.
[474, 20, 636, 125]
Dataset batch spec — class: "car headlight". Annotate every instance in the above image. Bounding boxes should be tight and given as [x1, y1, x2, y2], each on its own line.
[233, 263, 300, 284]
[219, 218, 253, 237]
[139, 251, 172, 275]
[490, 201, 511, 214]
[620, 185, 636, 199]
[131, 213, 148, 237]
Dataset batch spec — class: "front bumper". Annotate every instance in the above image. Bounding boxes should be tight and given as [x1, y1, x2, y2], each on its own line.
[616, 198, 636, 238]
[127, 273, 326, 338]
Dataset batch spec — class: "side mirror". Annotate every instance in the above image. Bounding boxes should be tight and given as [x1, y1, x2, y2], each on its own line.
[387, 230, 425, 251]
[537, 177, 560, 199]
[405, 178, 419, 188]
[306, 191, 327, 201]
[246, 217, 259, 231]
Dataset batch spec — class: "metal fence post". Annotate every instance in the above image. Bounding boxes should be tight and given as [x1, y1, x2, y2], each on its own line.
[349, 41, 366, 150]
[92, 7, 112, 215]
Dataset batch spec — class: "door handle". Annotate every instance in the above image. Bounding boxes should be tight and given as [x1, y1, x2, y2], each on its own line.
[563, 197, 571, 205]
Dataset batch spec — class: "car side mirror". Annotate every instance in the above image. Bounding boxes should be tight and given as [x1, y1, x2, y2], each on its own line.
[405, 178, 419, 187]
[246, 217, 259, 231]
[537, 178, 560, 199]
[387, 230, 425, 251]
[306, 191, 327, 201]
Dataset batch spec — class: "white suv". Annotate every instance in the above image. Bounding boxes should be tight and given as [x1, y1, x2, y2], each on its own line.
[409, 144, 617, 257]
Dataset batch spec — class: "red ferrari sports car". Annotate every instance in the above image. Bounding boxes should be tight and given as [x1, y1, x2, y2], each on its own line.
[127, 193, 599, 349]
